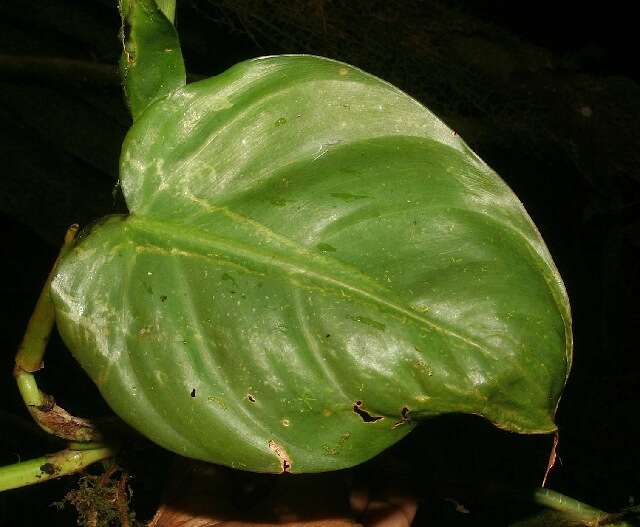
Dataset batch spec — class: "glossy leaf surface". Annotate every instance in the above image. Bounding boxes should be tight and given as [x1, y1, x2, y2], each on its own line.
[51, 49, 571, 472]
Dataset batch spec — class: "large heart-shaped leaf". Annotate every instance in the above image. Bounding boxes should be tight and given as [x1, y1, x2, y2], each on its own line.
[50, 2, 571, 473]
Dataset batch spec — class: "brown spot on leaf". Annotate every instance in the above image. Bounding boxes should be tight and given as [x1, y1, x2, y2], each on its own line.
[268, 440, 291, 473]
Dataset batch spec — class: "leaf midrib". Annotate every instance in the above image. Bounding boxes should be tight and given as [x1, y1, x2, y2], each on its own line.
[126, 214, 491, 356]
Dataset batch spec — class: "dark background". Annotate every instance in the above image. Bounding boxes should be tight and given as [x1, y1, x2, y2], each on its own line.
[0, 1, 638, 525]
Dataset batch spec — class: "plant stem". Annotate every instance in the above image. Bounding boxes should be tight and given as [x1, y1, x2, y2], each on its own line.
[16, 372, 43, 407]
[12, 225, 97, 440]
[0, 447, 115, 492]
[15, 224, 78, 375]
[67, 441, 110, 451]
[533, 488, 608, 525]
[12, 224, 102, 441]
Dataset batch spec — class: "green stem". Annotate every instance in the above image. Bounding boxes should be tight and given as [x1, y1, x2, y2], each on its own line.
[11, 225, 104, 442]
[16, 372, 43, 407]
[67, 441, 110, 451]
[533, 488, 608, 525]
[15, 224, 78, 375]
[0, 447, 115, 492]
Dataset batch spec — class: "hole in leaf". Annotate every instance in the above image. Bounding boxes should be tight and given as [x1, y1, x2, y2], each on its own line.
[191, 389, 196, 398]
[247, 394, 256, 402]
[352, 401, 383, 422]
[393, 407, 411, 429]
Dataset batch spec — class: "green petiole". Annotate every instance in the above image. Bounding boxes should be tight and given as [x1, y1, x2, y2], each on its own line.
[0, 447, 116, 492]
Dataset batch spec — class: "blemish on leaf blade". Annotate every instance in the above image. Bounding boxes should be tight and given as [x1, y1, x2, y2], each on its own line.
[353, 401, 383, 423]
[268, 440, 291, 473]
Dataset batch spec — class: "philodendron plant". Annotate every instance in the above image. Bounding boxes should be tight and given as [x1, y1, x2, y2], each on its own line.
[5, 1, 625, 525]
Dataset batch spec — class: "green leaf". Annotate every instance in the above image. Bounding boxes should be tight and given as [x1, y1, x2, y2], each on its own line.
[118, 0, 184, 120]
[51, 55, 572, 473]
